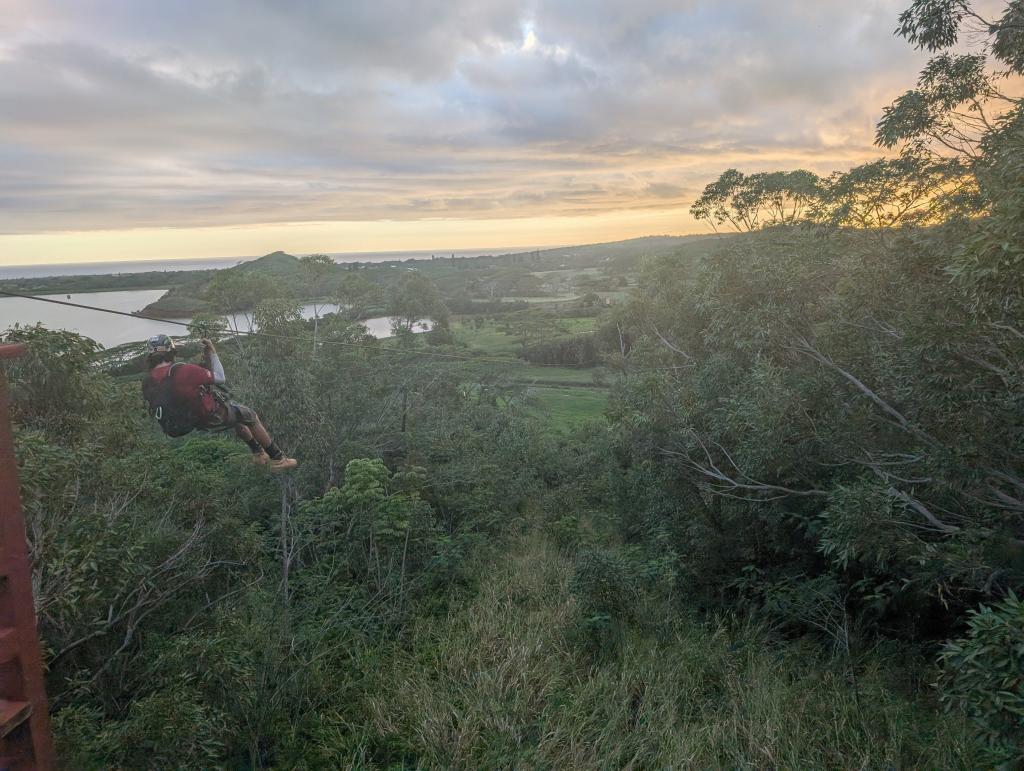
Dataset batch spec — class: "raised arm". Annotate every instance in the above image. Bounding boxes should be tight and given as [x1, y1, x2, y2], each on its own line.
[201, 338, 226, 385]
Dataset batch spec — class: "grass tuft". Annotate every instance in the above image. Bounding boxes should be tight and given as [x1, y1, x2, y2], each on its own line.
[360, 534, 980, 768]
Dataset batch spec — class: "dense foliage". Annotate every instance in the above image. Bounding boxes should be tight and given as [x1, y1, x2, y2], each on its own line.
[603, 1, 1024, 758]
[5, 315, 558, 767]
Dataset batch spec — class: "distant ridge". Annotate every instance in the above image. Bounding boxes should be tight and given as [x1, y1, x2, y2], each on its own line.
[0, 235, 722, 282]
[2, 233, 726, 317]
[498, 234, 717, 263]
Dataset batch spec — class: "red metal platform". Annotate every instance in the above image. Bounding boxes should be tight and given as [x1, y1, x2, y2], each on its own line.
[0, 343, 56, 769]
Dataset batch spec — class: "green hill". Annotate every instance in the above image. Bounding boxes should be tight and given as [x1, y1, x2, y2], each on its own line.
[233, 250, 301, 276]
[138, 237, 717, 318]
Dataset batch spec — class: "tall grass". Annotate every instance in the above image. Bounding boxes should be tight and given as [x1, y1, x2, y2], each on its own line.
[360, 535, 980, 768]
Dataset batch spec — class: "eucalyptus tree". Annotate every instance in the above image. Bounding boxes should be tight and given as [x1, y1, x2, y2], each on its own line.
[877, 0, 1024, 308]
[689, 169, 824, 231]
[812, 154, 970, 232]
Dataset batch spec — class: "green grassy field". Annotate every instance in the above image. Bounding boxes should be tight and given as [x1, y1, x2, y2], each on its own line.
[450, 319, 522, 355]
[450, 316, 609, 430]
[499, 295, 579, 303]
[595, 290, 631, 303]
[558, 317, 600, 333]
[529, 266, 602, 279]
[513, 366, 599, 385]
[451, 317, 599, 354]
[527, 386, 608, 429]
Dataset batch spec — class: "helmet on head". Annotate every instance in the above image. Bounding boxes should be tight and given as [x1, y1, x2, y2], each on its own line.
[146, 334, 176, 354]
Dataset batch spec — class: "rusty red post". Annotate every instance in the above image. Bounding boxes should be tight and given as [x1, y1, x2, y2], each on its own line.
[0, 344, 56, 770]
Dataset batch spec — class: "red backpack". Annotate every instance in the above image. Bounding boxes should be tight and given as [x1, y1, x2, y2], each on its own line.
[142, 363, 202, 437]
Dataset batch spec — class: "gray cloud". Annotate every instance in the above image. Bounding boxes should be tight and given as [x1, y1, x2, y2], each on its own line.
[0, 0, 927, 233]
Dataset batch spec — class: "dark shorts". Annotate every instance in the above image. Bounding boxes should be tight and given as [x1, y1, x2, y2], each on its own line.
[205, 400, 259, 432]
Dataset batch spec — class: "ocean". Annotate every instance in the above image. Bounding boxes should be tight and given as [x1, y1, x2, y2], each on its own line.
[0, 246, 543, 280]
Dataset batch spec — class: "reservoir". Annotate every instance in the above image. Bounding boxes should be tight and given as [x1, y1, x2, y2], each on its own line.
[0, 290, 408, 348]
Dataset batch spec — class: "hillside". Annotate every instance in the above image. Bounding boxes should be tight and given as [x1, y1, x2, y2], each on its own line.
[502, 233, 721, 266]
[233, 250, 302, 276]
[138, 235, 719, 317]
[0, 267, 215, 298]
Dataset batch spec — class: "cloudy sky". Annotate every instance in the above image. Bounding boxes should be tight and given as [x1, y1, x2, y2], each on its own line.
[1, 0, 928, 264]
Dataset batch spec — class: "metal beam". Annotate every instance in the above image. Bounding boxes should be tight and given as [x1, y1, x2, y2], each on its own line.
[0, 343, 56, 769]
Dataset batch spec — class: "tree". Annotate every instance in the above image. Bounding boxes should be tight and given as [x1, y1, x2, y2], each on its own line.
[758, 170, 824, 225]
[298, 254, 338, 352]
[689, 169, 824, 231]
[298, 253, 337, 299]
[813, 154, 970, 231]
[187, 313, 229, 343]
[204, 271, 292, 333]
[611, 225, 1024, 638]
[878, 0, 1024, 312]
[1, 324, 105, 437]
[386, 272, 449, 337]
[335, 272, 383, 320]
[877, 53, 1000, 161]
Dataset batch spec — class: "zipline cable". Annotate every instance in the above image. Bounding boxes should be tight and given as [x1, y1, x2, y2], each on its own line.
[0, 288, 599, 369]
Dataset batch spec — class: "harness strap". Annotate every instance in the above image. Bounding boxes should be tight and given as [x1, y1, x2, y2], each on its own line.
[152, 363, 182, 421]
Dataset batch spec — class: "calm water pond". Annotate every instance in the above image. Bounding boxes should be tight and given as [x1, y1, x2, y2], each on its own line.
[0, 290, 408, 349]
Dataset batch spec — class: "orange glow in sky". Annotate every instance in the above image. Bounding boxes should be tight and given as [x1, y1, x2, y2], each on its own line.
[0, 0, 933, 266]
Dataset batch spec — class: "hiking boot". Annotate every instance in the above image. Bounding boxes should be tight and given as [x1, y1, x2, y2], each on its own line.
[269, 456, 298, 473]
[252, 450, 271, 466]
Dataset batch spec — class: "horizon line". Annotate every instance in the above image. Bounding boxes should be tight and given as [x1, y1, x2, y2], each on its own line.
[0, 233, 711, 272]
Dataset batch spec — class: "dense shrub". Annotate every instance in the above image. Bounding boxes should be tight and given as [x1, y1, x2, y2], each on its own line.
[520, 333, 598, 366]
[609, 224, 1023, 634]
[940, 592, 1024, 765]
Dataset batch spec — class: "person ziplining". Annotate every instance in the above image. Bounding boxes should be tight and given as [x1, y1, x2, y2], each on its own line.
[142, 334, 298, 472]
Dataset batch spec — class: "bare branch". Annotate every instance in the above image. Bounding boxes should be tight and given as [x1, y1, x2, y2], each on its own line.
[787, 336, 941, 448]
[649, 323, 694, 362]
[660, 431, 828, 501]
[887, 486, 961, 534]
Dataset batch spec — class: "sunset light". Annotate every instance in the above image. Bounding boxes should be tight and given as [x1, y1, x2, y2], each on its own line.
[2, 1, 928, 264]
